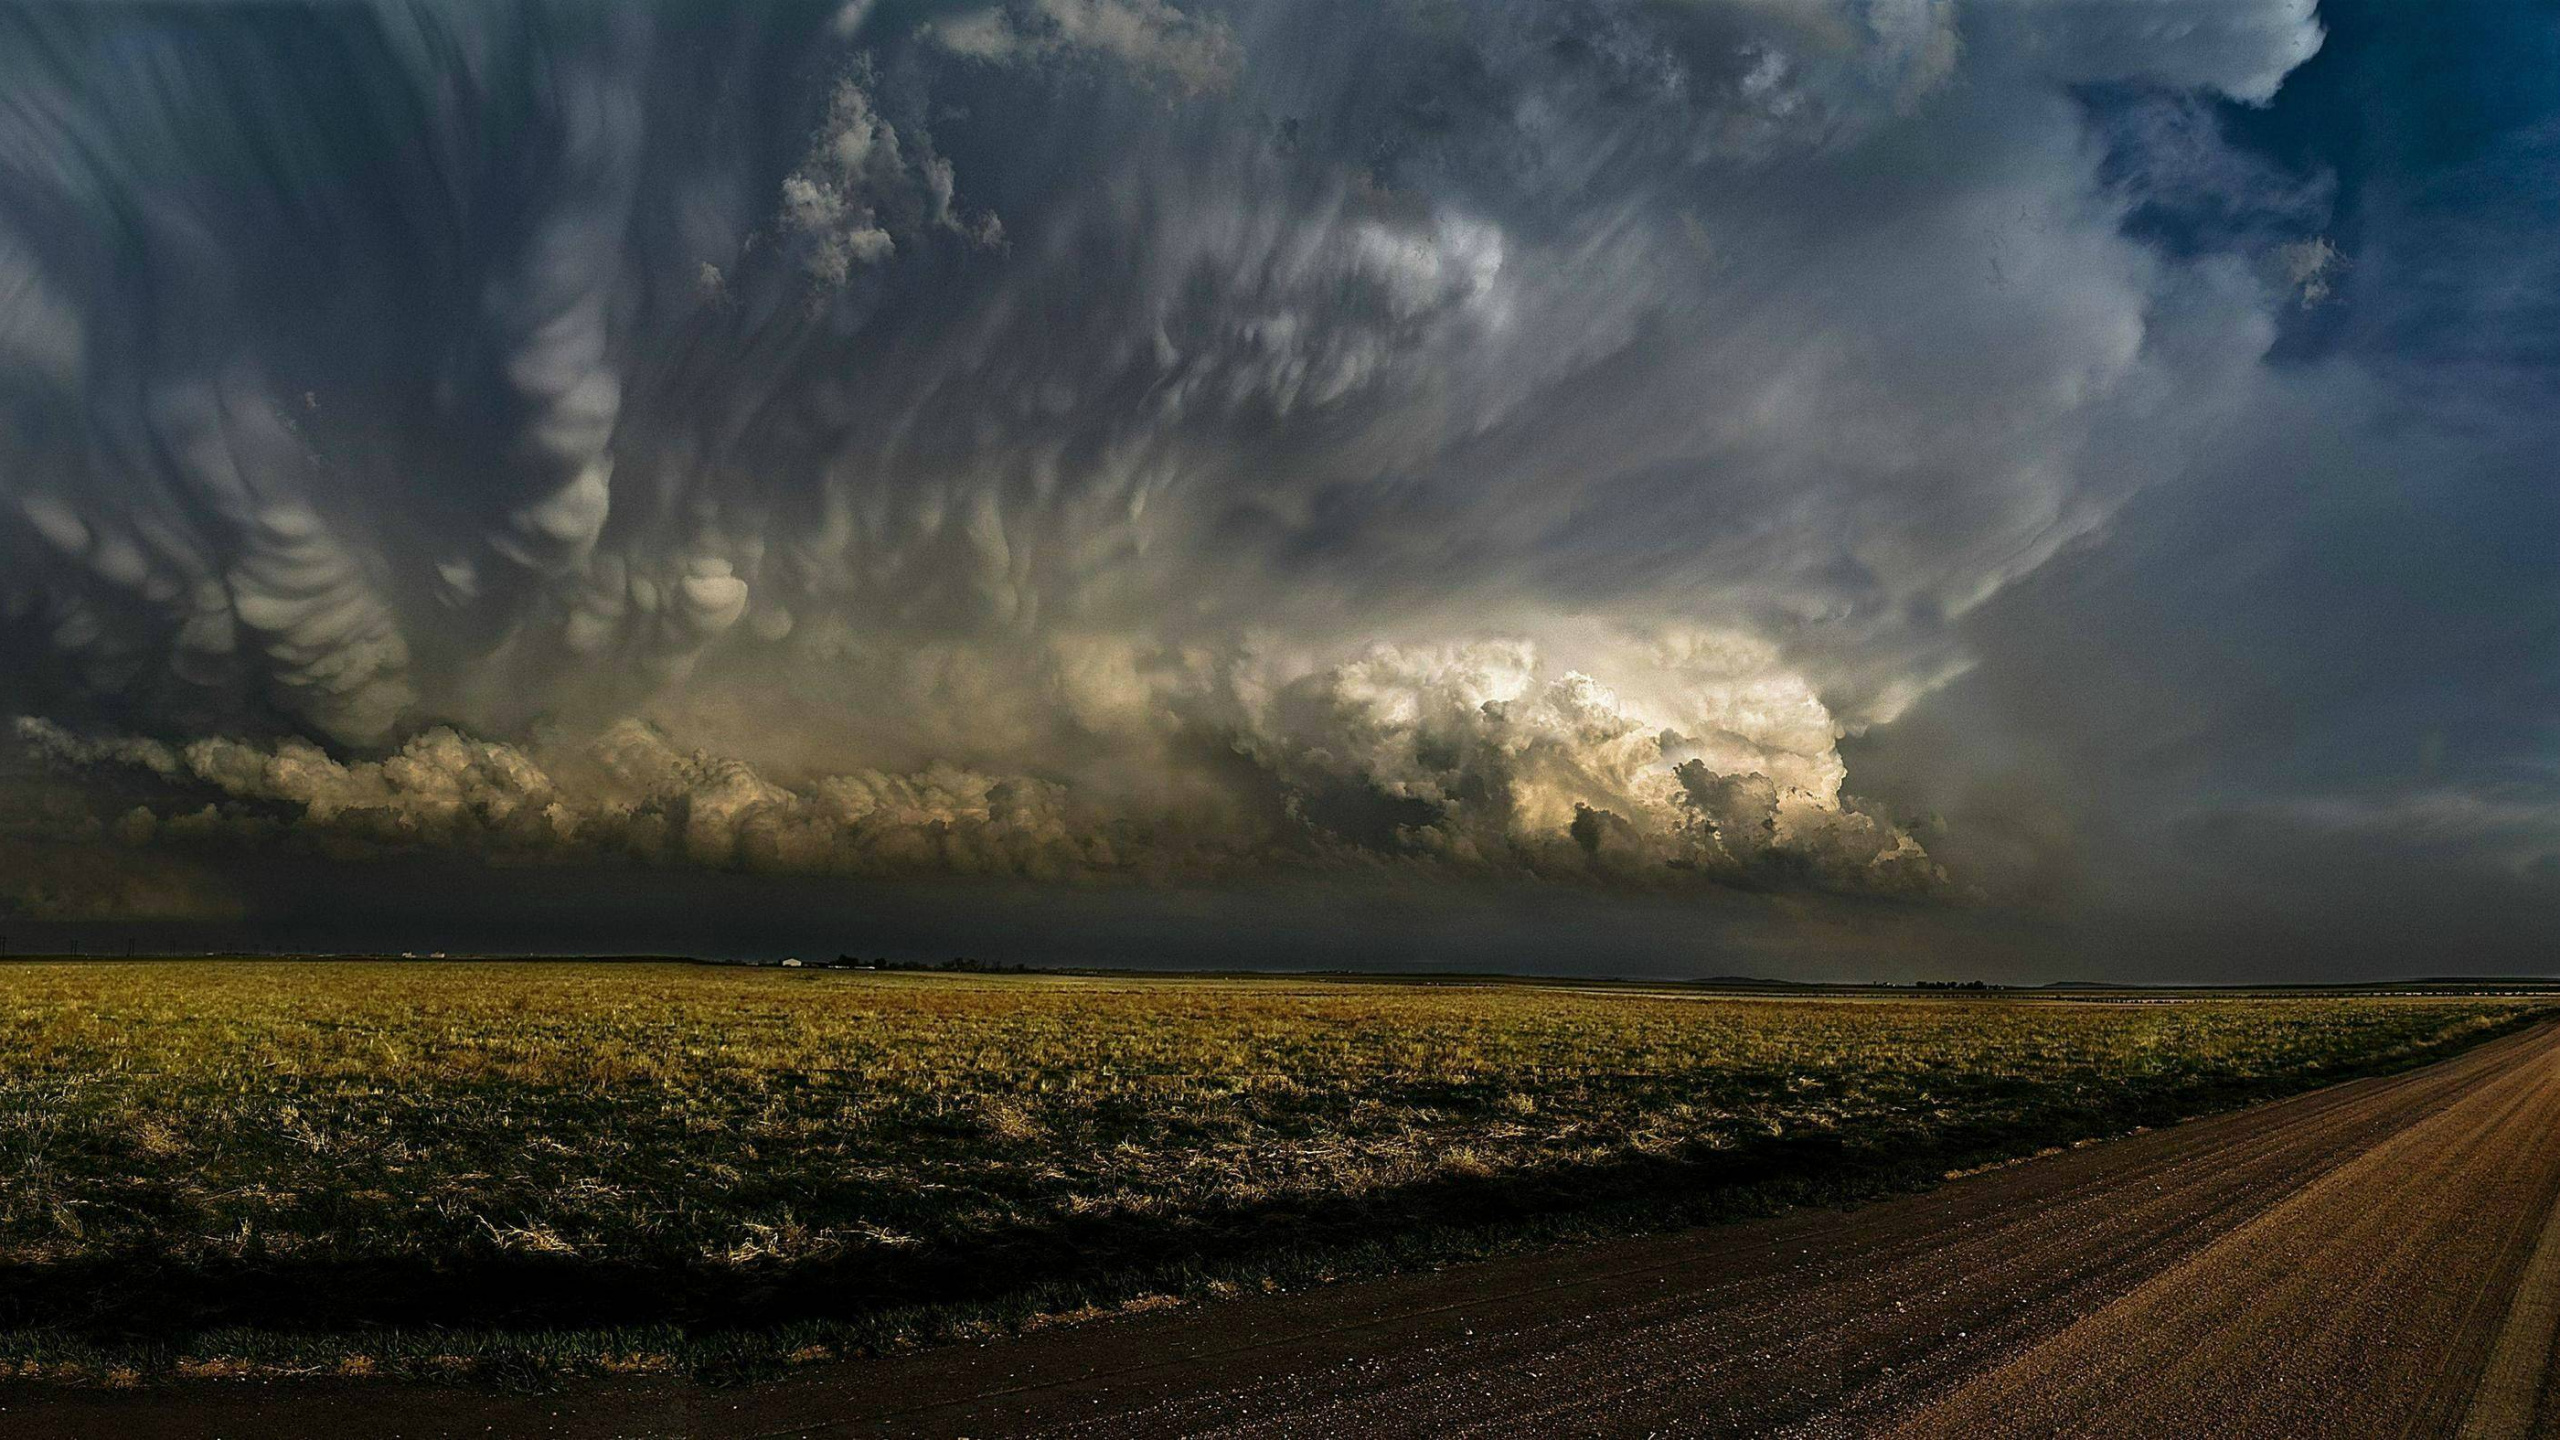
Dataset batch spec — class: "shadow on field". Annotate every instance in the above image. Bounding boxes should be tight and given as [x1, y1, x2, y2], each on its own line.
[0, 1064, 2408, 1347]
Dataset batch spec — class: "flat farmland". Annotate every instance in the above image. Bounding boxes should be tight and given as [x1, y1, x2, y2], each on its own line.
[0, 961, 2543, 1387]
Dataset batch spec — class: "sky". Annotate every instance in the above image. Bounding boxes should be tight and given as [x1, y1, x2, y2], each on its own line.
[0, 0, 2551, 979]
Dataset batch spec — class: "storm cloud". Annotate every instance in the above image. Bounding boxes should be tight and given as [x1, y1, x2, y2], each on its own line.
[1, 0, 2547, 973]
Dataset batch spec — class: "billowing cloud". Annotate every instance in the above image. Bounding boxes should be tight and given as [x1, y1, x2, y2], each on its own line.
[0, 0, 2348, 930]
[1228, 637, 1940, 892]
[15, 715, 1120, 883]
[15, 628, 1940, 897]
[1984, 0, 2323, 104]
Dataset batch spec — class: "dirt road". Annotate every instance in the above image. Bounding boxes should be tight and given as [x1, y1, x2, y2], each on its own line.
[15, 1019, 2560, 1438]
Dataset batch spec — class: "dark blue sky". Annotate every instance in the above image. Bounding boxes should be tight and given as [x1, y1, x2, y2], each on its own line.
[1853, 0, 2560, 973]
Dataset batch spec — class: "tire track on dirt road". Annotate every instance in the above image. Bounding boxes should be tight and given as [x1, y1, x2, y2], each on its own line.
[1895, 1020, 2560, 1439]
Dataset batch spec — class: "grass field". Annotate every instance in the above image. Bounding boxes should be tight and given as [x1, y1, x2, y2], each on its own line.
[0, 961, 2546, 1387]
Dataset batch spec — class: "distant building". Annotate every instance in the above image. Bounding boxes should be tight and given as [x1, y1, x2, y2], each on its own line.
[781, 957, 804, 968]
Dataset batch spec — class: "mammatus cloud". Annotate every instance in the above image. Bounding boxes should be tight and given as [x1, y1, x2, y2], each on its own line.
[0, 0, 2334, 916]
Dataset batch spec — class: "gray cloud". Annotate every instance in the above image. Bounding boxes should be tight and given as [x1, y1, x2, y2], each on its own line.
[930, 0, 1242, 96]
[2, 0, 2397, 948]
[15, 714, 1124, 883]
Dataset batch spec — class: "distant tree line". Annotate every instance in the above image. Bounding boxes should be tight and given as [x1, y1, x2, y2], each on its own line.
[825, 955, 1032, 974]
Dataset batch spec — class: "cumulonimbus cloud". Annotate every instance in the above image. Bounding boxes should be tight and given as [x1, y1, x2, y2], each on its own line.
[14, 628, 1943, 897]
[0, 0, 2328, 908]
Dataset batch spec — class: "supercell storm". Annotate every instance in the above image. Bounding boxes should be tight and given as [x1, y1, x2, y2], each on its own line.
[0, 1, 2338, 912]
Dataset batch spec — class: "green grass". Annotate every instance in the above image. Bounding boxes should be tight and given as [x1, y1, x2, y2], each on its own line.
[0, 960, 2544, 1388]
